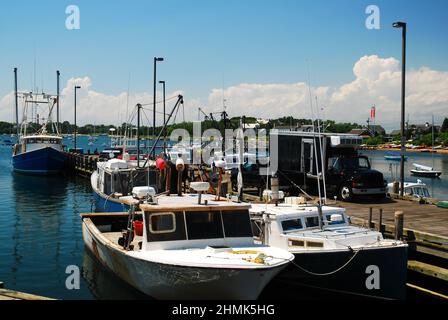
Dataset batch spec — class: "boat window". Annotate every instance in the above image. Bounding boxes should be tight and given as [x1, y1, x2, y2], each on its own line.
[186, 211, 224, 240]
[326, 214, 345, 225]
[282, 219, 303, 232]
[222, 210, 253, 237]
[149, 213, 176, 233]
[305, 216, 320, 228]
[145, 212, 186, 242]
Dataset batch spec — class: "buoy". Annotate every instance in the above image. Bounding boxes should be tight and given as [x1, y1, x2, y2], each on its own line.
[176, 158, 185, 172]
[156, 158, 166, 170]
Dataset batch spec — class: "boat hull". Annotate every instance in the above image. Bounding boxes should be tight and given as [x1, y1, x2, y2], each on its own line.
[12, 147, 66, 175]
[384, 156, 405, 161]
[410, 170, 442, 178]
[82, 222, 285, 300]
[93, 191, 129, 212]
[279, 246, 408, 300]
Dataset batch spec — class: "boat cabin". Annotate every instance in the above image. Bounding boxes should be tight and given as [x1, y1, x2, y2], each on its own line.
[117, 193, 254, 251]
[14, 135, 63, 155]
[250, 201, 385, 251]
[387, 180, 431, 199]
[94, 159, 159, 197]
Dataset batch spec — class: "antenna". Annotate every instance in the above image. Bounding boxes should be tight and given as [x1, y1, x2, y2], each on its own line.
[315, 96, 328, 202]
[306, 60, 324, 230]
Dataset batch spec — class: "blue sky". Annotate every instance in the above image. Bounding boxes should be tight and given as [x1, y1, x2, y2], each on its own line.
[1, 0, 448, 127]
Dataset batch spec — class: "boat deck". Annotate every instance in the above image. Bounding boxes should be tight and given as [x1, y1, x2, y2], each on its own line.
[103, 232, 143, 251]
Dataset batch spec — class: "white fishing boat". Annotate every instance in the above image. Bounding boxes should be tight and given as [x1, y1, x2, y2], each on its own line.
[81, 183, 294, 300]
[387, 179, 431, 199]
[410, 163, 442, 178]
[249, 195, 408, 300]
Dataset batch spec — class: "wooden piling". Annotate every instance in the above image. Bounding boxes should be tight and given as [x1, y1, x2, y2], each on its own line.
[368, 207, 373, 229]
[394, 210, 404, 240]
[378, 208, 383, 234]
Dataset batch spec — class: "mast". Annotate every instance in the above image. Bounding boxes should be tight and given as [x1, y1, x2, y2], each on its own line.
[57, 71, 60, 133]
[14, 68, 19, 137]
[137, 104, 142, 168]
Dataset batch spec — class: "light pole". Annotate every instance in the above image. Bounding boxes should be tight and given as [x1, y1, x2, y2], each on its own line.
[153, 57, 164, 156]
[393, 21, 406, 197]
[74, 86, 81, 152]
[159, 80, 166, 152]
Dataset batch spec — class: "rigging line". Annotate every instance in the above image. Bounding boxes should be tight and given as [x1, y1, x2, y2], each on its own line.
[141, 107, 170, 116]
[139, 95, 178, 107]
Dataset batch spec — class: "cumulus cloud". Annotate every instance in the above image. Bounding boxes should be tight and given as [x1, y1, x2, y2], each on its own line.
[1, 55, 447, 131]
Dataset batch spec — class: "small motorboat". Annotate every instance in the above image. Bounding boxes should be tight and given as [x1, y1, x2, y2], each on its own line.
[387, 179, 431, 199]
[410, 163, 442, 178]
[384, 152, 407, 161]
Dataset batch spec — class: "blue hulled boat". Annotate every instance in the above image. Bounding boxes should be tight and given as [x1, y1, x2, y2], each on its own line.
[91, 157, 161, 212]
[384, 152, 407, 161]
[12, 135, 66, 174]
[12, 91, 66, 175]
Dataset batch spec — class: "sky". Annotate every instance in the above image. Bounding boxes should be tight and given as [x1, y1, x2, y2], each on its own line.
[0, 0, 447, 131]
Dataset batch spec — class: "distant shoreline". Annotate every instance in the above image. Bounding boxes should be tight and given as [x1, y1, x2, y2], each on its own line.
[360, 146, 448, 154]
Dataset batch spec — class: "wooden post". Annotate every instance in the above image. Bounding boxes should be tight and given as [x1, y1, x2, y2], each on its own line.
[368, 207, 373, 229]
[394, 210, 404, 240]
[177, 169, 183, 196]
[378, 208, 383, 234]
[393, 181, 399, 194]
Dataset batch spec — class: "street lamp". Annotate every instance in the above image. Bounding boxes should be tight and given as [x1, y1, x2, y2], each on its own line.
[393, 21, 407, 197]
[159, 80, 166, 152]
[74, 86, 81, 152]
[153, 57, 164, 156]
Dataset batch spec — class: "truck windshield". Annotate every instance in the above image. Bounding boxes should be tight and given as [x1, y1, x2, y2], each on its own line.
[340, 157, 370, 170]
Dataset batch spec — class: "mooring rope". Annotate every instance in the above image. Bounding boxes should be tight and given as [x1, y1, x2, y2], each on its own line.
[287, 247, 361, 276]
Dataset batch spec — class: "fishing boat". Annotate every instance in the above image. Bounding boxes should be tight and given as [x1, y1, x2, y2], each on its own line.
[91, 156, 161, 212]
[12, 92, 66, 175]
[81, 183, 294, 299]
[410, 163, 442, 178]
[249, 195, 408, 300]
[387, 179, 431, 199]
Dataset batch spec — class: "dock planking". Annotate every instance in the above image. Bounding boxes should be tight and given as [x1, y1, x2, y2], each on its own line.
[334, 198, 448, 238]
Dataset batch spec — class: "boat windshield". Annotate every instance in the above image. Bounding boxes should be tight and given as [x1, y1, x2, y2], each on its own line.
[144, 209, 253, 242]
[412, 187, 430, 198]
[25, 138, 61, 144]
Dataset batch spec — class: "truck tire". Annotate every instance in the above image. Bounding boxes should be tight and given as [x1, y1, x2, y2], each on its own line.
[339, 184, 353, 201]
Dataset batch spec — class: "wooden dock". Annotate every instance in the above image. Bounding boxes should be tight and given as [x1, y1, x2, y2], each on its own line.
[0, 282, 54, 300]
[335, 197, 448, 238]
[64, 152, 99, 177]
[333, 197, 448, 297]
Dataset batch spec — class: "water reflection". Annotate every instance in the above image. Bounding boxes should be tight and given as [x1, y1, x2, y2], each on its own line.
[82, 249, 149, 300]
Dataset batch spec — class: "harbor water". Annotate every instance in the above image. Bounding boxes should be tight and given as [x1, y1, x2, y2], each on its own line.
[0, 134, 447, 299]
